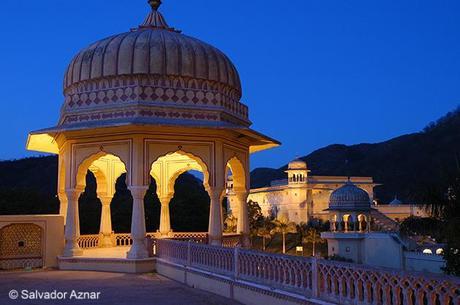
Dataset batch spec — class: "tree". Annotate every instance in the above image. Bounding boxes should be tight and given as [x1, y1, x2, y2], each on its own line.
[421, 156, 460, 276]
[270, 215, 297, 254]
[247, 200, 264, 231]
[302, 228, 326, 257]
[224, 214, 237, 233]
[256, 218, 274, 251]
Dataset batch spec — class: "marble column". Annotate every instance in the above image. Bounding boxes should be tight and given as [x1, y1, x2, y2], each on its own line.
[99, 196, 114, 247]
[235, 189, 250, 248]
[63, 188, 84, 257]
[58, 192, 68, 225]
[127, 186, 149, 259]
[159, 195, 172, 236]
[208, 187, 224, 246]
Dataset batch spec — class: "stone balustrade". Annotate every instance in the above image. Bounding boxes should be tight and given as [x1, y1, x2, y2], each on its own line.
[78, 232, 210, 249]
[115, 233, 133, 247]
[155, 239, 460, 305]
[77, 234, 100, 249]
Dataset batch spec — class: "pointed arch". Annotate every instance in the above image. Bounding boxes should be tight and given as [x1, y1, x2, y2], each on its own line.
[226, 156, 246, 191]
[75, 151, 127, 189]
[149, 150, 211, 194]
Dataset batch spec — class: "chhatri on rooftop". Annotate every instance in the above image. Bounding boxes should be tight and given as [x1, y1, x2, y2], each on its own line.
[27, 0, 279, 154]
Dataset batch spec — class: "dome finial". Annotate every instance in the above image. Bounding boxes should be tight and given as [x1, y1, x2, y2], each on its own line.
[148, 0, 162, 11]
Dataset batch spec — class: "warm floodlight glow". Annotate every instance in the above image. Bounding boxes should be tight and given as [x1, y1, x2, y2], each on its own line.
[26, 133, 59, 154]
[423, 249, 433, 254]
[436, 248, 444, 255]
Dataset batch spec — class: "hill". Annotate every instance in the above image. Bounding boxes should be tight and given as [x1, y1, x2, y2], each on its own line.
[251, 107, 460, 203]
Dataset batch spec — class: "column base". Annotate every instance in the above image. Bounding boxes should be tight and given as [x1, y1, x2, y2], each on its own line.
[99, 233, 115, 248]
[126, 241, 149, 259]
[208, 235, 222, 246]
[62, 245, 83, 257]
[158, 230, 174, 238]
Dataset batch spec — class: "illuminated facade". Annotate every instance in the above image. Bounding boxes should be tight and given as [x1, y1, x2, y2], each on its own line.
[228, 159, 425, 223]
[25, 1, 278, 259]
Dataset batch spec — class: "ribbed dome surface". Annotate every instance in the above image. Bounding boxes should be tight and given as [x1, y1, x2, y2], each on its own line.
[59, 2, 249, 129]
[63, 29, 241, 95]
[329, 181, 371, 210]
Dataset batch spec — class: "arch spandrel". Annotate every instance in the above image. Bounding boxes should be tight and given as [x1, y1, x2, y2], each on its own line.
[71, 141, 131, 188]
[145, 141, 214, 183]
[149, 151, 210, 198]
[74, 151, 128, 190]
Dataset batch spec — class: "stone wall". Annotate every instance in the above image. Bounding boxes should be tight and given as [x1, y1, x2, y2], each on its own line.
[0, 215, 64, 269]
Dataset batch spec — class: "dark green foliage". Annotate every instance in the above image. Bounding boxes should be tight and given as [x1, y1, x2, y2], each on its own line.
[169, 173, 210, 232]
[0, 156, 57, 196]
[251, 106, 460, 203]
[326, 255, 354, 263]
[399, 217, 445, 241]
[0, 156, 59, 215]
[144, 177, 160, 233]
[247, 200, 264, 232]
[79, 171, 102, 234]
[420, 169, 460, 276]
[0, 189, 59, 215]
[110, 174, 134, 233]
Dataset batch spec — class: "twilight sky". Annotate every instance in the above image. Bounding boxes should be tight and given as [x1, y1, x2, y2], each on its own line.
[0, 0, 459, 169]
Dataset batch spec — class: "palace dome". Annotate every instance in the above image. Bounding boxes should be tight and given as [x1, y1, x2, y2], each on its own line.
[59, 1, 248, 129]
[329, 180, 371, 211]
[288, 159, 307, 170]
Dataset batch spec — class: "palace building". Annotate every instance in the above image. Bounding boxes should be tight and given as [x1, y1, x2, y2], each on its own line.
[228, 159, 426, 224]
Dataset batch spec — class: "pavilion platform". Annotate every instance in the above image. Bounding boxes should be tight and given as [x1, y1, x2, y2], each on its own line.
[57, 247, 155, 274]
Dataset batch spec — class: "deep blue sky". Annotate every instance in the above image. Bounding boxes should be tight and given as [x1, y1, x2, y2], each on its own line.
[0, 0, 459, 169]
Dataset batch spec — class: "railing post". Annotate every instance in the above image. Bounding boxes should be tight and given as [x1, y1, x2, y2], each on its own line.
[187, 240, 192, 267]
[234, 246, 240, 280]
[311, 256, 319, 298]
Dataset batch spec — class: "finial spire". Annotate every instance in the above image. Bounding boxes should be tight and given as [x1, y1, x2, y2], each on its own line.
[139, 0, 179, 32]
[148, 0, 162, 11]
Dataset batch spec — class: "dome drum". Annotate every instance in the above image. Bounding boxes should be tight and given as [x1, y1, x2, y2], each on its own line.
[60, 74, 249, 127]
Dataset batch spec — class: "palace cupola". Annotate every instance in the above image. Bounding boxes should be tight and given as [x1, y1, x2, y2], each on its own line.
[326, 179, 372, 232]
[286, 159, 309, 186]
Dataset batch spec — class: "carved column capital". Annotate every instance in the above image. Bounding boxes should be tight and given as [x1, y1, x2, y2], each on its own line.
[128, 185, 149, 200]
[98, 196, 112, 206]
[159, 194, 174, 206]
[206, 186, 225, 200]
[65, 187, 84, 202]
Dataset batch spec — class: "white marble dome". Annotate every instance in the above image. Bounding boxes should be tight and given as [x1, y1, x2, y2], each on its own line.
[59, 1, 248, 129]
[329, 180, 371, 211]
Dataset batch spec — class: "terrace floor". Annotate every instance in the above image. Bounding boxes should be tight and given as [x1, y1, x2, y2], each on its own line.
[0, 270, 242, 305]
[80, 246, 130, 258]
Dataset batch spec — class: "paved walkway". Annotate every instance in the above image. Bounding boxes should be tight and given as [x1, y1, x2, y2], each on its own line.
[0, 270, 242, 305]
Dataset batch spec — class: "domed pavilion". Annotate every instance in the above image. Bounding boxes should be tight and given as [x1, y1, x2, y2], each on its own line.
[327, 180, 372, 232]
[26, 1, 279, 259]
